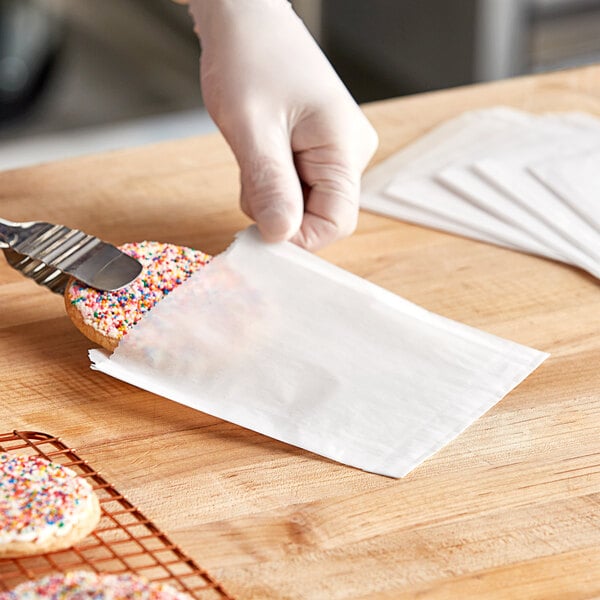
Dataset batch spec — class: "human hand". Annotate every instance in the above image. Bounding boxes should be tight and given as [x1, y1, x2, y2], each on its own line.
[187, 0, 378, 251]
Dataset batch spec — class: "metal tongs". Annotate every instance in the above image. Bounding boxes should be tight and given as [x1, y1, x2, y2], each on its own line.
[0, 217, 142, 294]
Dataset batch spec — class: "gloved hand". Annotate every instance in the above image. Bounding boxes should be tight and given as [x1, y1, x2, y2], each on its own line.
[186, 0, 378, 251]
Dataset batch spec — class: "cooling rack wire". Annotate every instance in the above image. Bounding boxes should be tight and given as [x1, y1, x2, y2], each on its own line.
[0, 430, 234, 599]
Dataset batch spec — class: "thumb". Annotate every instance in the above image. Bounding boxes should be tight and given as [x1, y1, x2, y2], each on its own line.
[237, 132, 304, 243]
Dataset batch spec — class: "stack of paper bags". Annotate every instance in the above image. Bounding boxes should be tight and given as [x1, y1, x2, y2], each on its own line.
[361, 107, 600, 279]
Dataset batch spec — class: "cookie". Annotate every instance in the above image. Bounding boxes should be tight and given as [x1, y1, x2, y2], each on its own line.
[0, 455, 101, 558]
[65, 241, 211, 351]
[2, 571, 192, 599]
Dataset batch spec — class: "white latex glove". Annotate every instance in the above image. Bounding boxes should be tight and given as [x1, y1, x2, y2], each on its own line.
[186, 0, 378, 251]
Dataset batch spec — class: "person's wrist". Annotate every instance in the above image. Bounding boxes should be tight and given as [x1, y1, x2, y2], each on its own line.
[187, 0, 293, 40]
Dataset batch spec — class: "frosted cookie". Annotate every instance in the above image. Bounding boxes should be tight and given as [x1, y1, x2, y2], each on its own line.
[0, 455, 101, 558]
[2, 571, 192, 599]
[65, 241, 211, 351]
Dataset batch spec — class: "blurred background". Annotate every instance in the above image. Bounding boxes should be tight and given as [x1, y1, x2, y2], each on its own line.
[1, 0, 600, 171]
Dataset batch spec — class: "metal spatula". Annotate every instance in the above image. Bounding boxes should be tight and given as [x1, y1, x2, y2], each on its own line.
[0, 217, 142, 294]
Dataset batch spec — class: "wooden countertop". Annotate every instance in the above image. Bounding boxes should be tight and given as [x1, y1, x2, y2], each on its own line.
[1, 65, 600, 599]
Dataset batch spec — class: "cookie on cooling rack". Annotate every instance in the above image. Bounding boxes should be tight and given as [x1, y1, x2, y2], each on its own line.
[3, 571, 192, 599]
[64, 241, 211, 351]
[0, 455, 101, 558]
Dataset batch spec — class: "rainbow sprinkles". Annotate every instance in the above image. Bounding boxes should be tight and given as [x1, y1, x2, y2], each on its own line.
[0, 455, 95, 545]
[3, 571, 193, 599]
[66, 241, 211, 345]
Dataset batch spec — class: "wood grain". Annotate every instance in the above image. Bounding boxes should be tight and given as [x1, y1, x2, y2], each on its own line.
[1, 65, 600, 599]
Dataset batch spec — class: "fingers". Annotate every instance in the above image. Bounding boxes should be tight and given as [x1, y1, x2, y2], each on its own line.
[239, 152, 304, 243]
[234, 126, 305, 243]
[290, 110, 378, 251]
[290, 170, 361, 251]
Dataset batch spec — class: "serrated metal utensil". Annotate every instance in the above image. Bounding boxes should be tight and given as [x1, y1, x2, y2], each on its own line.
[0, 217, 142, 294]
